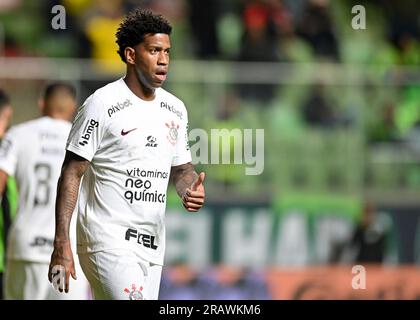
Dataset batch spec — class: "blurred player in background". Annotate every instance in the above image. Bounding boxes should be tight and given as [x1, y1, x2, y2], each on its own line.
[0, 89, 18, 300]
[0, 83, 89, 299]
[48, 9, 205, 300]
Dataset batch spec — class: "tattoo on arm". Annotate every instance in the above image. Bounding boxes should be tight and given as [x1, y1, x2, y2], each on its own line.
[54, 151, 90, 244]
[53, 245, 72, 263]
[171, 162, 198, 197]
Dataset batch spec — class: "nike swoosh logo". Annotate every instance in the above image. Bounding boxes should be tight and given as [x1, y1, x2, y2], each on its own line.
[121, 128, 138, 136]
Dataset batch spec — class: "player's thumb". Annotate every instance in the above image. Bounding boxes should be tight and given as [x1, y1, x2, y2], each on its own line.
[191, 172, 205, 191]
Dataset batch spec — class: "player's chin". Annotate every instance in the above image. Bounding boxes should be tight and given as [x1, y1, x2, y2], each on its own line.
[151, 77, 165, 88]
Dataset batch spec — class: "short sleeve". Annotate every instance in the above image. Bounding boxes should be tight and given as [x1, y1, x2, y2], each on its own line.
[66, 93, 106, 162]
[171, 105, 192, 167]
[0, 127, 20, 176]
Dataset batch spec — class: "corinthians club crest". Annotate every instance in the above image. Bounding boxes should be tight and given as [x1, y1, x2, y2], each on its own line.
[165, 121, 179, 145]
[124, 284, 144, 300]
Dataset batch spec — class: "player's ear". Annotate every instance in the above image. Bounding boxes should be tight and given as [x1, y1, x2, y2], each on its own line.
[125, 47, 136, 65]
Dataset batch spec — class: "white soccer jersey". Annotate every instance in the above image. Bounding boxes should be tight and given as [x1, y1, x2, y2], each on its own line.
[0, 117, 75, 263]
[66, 78, 191, 265]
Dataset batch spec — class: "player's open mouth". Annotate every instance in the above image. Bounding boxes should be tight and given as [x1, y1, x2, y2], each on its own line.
[155, 71, 167, 81]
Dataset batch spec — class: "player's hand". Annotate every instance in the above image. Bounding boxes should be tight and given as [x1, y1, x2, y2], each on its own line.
[48, 240, 77, 293]
[182, 172, 205, 212]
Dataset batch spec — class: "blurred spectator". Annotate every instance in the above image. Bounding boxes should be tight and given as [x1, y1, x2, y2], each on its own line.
[368, 102, 400, 143]
[381, 0, 420, 64]
[267, 0, 294, 40]
[203, 265, 271, 300]
[159, 264, 271, 300]
[54, 0, 95, 58]
[237, 0, 280, 62]
[275, 15, 314, 63]
[331, 202, 394, 264]
[296, 0, 339, 61]
[351, 203, 390, 263]
[301, 82, 337, 129]
[76, 0, 126, 100]
[350, 202, 390, 263]
[0, 0, 41, 57]
[236, 0, 284, 104]
[395, 86, 420, 137]
[0, 0, 21, 12]
[81, 0, 126, 73]
[282, 0, 306, 24]
[395, 33, 420, 65]
[2, 36, 26, 57]
[187, 0, 221, 58]
[159, 263, 209, 300]
[140, 0, 185, 20]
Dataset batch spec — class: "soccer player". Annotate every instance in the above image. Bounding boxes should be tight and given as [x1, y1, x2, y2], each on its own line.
[0, 89, 18, 300]
[0, 83, 89, 299]
[48, 9, 205, 300]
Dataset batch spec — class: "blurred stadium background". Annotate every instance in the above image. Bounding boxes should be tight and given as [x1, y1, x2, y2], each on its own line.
[0, 0, 419, 299]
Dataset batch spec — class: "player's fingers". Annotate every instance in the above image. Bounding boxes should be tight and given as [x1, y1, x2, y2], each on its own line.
[184, 197, 204, 206]
[58, 270, 66, 293]
[182, 195, 204, 205]
[182, 202, 189, 210]
[185, 189, 205, 198]
[182, 202, 199, 212]
[182, 195, 204, 207]
[184, 202, 203, 209]
[64, 269, 71, 293]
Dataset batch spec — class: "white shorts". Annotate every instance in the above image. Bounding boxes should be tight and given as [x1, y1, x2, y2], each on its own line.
[78, 249, 162, 300]
[4, 257, 90, 300]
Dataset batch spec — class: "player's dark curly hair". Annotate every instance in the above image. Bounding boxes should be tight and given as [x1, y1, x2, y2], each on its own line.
[43, 82, 76, 101]
[116, 8, 172, 63]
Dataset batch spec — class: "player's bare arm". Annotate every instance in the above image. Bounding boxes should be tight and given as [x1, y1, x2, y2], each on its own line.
[171, 162, 205, 212]
[48, 151, 90, 292]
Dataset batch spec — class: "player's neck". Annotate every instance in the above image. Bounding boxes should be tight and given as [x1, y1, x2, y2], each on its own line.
[124, 72, 156, 101]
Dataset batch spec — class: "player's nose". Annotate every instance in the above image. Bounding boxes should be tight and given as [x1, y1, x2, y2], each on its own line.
[157, 52, 169, 65]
